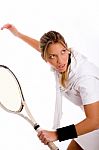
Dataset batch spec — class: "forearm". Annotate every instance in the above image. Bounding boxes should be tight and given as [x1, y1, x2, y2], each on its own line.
[75, 117, 99, 136]
[16, 32, 40, 52]
[37, 114, 99, 143]
[57, 102, 99, 142]
[1, 24, 41, 52]
[56, 117, 99, 142]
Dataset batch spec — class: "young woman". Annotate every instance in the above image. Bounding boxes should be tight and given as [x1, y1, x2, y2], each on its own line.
[1, 24, 99, 150]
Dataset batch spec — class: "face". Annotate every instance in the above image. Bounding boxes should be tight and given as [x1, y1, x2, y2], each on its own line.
[46, 42, 69, 73]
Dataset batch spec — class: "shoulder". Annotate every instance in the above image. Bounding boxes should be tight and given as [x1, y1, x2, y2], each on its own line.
[71, 49, 99, 77]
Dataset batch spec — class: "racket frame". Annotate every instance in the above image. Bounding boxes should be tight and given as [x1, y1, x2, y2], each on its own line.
[0, 65, 59, 150]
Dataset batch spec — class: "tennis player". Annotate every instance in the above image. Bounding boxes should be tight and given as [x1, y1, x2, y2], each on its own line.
[1, 24, 99, 150]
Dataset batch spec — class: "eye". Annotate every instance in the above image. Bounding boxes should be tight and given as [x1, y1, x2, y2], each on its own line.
[48, 55, 55, 59]
[61, 49, 66, 54]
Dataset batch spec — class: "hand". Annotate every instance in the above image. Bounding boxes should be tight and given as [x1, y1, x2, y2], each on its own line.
[1, 23, 20, 37]
[37, 130, 58, 145]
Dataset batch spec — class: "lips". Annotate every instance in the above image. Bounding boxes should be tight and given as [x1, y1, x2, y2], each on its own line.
[57, 64, 65, 70]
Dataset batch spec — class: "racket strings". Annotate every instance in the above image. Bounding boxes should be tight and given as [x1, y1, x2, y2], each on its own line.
[0, 67, 23, 112]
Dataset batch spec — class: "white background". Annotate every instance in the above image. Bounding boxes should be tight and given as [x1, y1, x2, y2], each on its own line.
[0, 0, 99, 149]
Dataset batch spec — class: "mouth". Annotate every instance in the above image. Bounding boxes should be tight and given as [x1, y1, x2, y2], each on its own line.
[57, 64, 66, 71]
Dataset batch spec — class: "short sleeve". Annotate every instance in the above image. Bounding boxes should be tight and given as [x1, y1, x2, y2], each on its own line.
[75, 76, 99, 105]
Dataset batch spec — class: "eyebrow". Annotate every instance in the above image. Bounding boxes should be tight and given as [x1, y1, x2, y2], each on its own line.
[47, 48, 66, 55]
[47, 53, 56, 55]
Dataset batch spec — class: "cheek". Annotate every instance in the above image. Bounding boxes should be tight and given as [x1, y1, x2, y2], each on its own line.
[63, 54, 68, 62]
[47, 59, 57, 66]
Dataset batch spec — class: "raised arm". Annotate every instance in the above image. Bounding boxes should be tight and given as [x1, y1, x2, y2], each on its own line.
[1, 24, 41, 52]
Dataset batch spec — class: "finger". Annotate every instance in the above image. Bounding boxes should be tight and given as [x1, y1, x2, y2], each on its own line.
[37, 131, 43, 140]
[43, 138, 49, 145]
[37, 131, 48, 145]
[40, 136, 49, 145]
[1, 24, 12, 30]
[37, 130, 42, 137]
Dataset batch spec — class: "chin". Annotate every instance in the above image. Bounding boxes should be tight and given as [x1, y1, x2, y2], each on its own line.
[58, 69, 66, 73]
[60, 71, 66, 73]
[59, 67, 67, 73]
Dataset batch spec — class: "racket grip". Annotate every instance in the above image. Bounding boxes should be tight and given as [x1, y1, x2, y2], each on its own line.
[35, 125, 59, 150]
[48, 141, 59, 150]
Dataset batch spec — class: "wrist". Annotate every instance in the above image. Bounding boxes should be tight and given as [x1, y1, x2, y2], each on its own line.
[54, 131, 58, 141]
[16, 32, 23, 38]
[56, 124, 78, 142]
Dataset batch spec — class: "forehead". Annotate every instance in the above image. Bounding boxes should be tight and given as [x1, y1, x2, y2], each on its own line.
[47, 42, 65, 54]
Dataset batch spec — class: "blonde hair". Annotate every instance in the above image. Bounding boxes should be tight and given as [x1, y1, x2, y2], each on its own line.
[40, 31, 71, 87]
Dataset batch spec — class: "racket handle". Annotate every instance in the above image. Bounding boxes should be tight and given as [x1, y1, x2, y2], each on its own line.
[23, 102, 59, 150]
[48, 141, 59, 150]
[35, 125, 59, 150]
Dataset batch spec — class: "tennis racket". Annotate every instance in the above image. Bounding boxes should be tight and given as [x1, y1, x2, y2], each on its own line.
[0, 65, 59, 150]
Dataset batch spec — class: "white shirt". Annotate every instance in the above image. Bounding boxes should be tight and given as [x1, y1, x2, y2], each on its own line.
[53, 49, 99, 149]
[53, 49, 99, 128]
[61, 49, 99, 106]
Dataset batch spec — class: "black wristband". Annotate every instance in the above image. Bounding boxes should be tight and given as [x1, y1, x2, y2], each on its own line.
[56, 124, 77, 142]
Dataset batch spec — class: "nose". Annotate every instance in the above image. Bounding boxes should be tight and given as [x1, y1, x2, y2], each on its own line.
[57, 56, 63, 64]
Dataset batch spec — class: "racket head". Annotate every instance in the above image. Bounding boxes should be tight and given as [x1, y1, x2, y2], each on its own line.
[0, 65, 24, 113]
